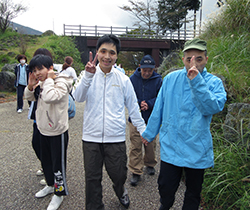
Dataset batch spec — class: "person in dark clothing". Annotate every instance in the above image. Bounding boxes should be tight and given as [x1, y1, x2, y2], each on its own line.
[14, 54, 31, 113]
[128, 55, 162, 186]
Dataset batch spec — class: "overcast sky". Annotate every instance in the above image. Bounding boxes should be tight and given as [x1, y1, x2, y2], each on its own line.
[12, 0, 220, 35]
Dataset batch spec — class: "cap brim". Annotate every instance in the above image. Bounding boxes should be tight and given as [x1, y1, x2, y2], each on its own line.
[183, 45, 206, 52]
[140, 65, 155, 69]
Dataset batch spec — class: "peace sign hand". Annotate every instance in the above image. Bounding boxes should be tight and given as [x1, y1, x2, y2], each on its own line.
[187, 55, 199, 80]
[85, 51, 98, 74]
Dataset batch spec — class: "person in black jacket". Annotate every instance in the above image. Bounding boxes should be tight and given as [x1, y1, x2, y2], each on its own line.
[14, 54, 31, 113]
[128, 55, 162, 186]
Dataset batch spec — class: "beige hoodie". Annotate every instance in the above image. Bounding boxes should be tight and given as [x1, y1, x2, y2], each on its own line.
[24, 74, 73, 136]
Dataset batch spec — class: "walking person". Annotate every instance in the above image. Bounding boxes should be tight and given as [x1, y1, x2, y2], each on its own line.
[73, 34, 146, 210]
[128, 55, 162, 186]
[24, 54, 73, 210]
[14, 54, 31, 113]
[141, 38, 227, 209]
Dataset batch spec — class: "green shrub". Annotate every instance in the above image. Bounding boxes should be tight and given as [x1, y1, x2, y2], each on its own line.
[42, 35, 84, 75]
[202, 128, 250, 209]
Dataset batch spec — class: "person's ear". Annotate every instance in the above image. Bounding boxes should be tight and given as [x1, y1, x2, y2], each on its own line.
[49, 66, 54, 70]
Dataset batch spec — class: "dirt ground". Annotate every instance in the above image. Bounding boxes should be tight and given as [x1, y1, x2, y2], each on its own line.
[0, 92, 16, 103]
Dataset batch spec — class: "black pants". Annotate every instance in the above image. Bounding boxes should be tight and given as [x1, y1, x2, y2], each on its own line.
[82, 141, 127, 210]
[40, 131, 69, 196]
[158, 161, 204, 210]
[32, 122, 41, 161]
[16, 84, 31, 110]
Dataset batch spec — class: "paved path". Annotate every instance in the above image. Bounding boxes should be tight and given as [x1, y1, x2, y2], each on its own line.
[0, 101, 185, 210]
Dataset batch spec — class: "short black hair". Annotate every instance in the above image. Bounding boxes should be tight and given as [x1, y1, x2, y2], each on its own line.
[96, 34, 121, 54]
[33, 48, 53, 61]
[29, 54, 53, 71]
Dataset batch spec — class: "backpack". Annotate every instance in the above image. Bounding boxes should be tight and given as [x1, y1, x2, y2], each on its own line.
[68, 93, 76, 119]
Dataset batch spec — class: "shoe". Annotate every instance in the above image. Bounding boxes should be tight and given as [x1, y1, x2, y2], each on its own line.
[36, 169, 44, 176]
[146, 166, 155, 175]
[130, 173, 140, 186]
[40, 179, 47, 185]
[47, 195, 63, 210]
[35, 185, 54, 198]
[119, 188, 130, 209]
[17, 109, 23, 113]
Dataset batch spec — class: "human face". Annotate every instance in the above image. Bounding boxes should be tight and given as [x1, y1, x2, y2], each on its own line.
[141, 68, 154, 79]
[33, 65, 51, 81]
[97, 43, 117, 73]
[182, 49, 208, 73]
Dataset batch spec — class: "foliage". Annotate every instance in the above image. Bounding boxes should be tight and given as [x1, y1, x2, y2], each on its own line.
[202, 0, 250, 38]
[157, 51, 183, 78]
[157, 0, 188, 32]
[200, 0, 250, 103]
[41, 35, 84, 75]
[0, 31, 84, 76]
[157, 0, 200, 34]
[202, 128, 250, 209]
[117, 51, 145, 71]
[0, 0, 27, 33]
[119, 0, 158, 32]
[196, 0, 250, 208]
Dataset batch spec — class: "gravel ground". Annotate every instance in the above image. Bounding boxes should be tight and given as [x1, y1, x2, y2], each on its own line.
[0, 101, 186, 210]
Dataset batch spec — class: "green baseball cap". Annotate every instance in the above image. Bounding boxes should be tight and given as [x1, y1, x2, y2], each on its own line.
[183, 38, 207, 52]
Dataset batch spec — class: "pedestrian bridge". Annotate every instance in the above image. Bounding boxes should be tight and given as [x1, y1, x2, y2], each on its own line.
[63, 25, 195, 67]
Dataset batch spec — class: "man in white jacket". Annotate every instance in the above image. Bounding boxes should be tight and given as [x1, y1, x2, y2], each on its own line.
[73, 34, 146, 210]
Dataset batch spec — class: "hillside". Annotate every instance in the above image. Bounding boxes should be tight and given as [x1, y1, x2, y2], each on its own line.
[9, 22, 43, 35]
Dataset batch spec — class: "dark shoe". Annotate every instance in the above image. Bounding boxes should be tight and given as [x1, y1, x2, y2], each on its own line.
[146, 166, 155, 175]
[130, 174, 141, 186]
[119, 188, 130, 209]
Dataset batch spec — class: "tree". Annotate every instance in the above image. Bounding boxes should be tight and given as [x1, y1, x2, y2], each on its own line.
[0, 0, 27, 33]
[157, 0, 188, 34]
[119, 0, 158, 35]
[185, 0, 200, 36]
[157, 0, 200, 37]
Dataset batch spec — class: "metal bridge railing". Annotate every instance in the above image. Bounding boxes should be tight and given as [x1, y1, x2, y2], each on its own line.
[63, 24, 196, 40]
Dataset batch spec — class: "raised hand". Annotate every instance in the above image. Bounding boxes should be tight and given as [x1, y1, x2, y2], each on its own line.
[47, 69, 56, 79]
[85, 51, 98, 74]
[28, 72, 39, 91]
[187, 56, 199, 80]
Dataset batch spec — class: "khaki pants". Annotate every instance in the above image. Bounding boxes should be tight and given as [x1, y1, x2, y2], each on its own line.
[128, 122, 157, 175]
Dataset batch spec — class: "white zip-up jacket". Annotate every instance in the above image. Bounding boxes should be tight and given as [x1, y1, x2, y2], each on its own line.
[73, 65, 146, 143]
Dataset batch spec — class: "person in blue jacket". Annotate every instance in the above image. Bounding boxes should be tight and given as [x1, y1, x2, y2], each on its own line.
[141, 38, 227, 210]
[128, 55, 162, 186]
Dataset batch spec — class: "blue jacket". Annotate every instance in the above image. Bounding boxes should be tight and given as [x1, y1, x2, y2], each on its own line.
[142, 67, 227, 169]
[129, 67, 162, 124]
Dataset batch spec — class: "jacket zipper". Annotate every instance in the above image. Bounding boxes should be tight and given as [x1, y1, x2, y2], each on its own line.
[102, 74, 107, 143]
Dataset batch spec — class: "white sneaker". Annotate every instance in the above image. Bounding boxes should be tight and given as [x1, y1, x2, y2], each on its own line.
[35, 186, 54, 198]
[17, 109, 23, 113]
[36, 169, 44, 176]
[47, 195, 64, 210]
[40, 179, 47, 185]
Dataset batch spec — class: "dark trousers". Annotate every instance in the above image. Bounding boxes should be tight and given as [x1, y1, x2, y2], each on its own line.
[32, 122, 41, 161]
[82, 141, 127, 210]
[17, 84, 31, 110]
[158, 161, 204, 210]
[40, 131, 69, 196]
